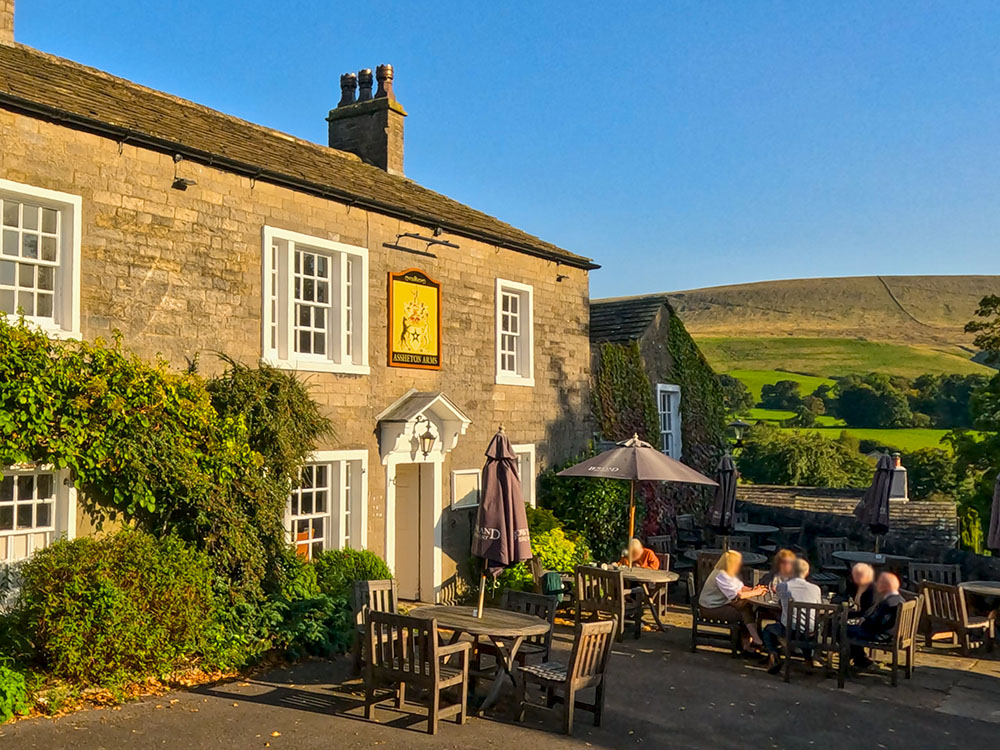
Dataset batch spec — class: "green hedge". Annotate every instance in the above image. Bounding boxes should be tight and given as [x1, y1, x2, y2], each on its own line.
[0, 663, 29, 723]
[13, 531, 218, 685]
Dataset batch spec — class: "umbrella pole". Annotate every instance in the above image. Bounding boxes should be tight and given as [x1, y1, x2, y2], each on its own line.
[476, 559, 487, 618]
[627, 480, 636, 569]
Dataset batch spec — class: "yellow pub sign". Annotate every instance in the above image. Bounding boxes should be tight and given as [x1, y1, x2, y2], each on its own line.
[387, 269, 441, 369]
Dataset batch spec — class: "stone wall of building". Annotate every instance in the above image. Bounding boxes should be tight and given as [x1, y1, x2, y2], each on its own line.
[738, 485, 960, 558]
[0, 106, 594, 588]
[0, 0, 13, 46]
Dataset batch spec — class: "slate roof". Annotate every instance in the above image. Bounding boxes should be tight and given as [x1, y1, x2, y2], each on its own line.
[0, 43, 596, 270]
[589, 294, 673, 343]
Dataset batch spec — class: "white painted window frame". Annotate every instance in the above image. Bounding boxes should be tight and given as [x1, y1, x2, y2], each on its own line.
[512, 443, 537, 507]
[0, 465, 76, 564]
[0, 179, 82, 339]
[656, 383, 683, 459]
[449, 468, 482, 510]
[495, 278, 534, 386]
[285, 449, 368, 557]
[262, 226, 369, 375]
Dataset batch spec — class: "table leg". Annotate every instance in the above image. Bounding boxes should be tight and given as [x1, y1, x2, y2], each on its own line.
[477, 634, 524, 715]
[646, 584, 668, 631]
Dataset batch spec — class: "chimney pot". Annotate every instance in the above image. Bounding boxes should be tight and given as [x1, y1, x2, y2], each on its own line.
[375, 64, 395, 99]
[338, 72, 358, 107]
[357, 68, 374, 102]
[1, 0, 14, 46]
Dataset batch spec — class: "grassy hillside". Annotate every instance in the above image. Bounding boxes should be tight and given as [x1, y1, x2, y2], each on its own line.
[703, 337, 991, 379]
[727, 369, 835, 400]
[787, 427, 956, 453]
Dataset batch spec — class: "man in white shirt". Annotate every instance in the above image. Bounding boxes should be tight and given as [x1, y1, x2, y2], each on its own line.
[762, 558, 823, 674]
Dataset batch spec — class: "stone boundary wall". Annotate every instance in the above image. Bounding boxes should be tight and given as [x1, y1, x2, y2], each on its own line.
[737, 485, 959, 559]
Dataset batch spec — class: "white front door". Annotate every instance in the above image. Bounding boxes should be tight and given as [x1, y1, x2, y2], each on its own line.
[393, 463, 423, 600]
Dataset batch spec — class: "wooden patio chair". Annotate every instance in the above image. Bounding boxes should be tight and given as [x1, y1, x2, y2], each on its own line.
[363, 611, 470, 735]
[734, 511, 749, 525]
[676, 514, 704, 548]
[352, 579, 398, 674]
[516, 617, 617, 735]
[921, 582, 995, 656]
[530, 556, 574, 604]
[695, 550, 722, 590]
[725, 535, 752, 552]
[688, 572, 741, 656]
[574, 566, 636, 640]
[779, 601, 848, 688]
[908, 562, 961, 588]
[476, 590, 558, 670]
[842, 595, 922, 687]
[761, 524, 805, 555]
[810, 537, 848, 591]
[646, 535, 672, 555]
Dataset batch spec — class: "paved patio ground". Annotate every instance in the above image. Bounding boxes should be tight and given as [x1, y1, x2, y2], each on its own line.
[3, 606, 998, 749]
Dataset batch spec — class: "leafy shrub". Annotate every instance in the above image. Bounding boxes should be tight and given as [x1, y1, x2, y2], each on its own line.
[314, 548, 393, 600]
[14, 531, 218, 685]
[497, 527, 592, 592]
[739, 424, 873, 488]
[0, 663, 29, 723]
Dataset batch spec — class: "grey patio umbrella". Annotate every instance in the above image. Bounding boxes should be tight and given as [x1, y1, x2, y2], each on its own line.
[988, 471, 1000, 553]
[471, 427, 532, 617]
[557, 434, 717, 566]
[708, 454, 739, 548]
[854, 453, 893, 551]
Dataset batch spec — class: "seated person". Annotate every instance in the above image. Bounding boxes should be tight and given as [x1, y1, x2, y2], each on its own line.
[698, 550, 767, 651]
[846, 571, 904, 670]
[834, 562, 875, 619]
[762, 558, 823, 673]
[619, 538, 660, 569]
[760, 548, 797, 592]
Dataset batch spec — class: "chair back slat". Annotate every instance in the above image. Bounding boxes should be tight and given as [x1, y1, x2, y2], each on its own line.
[574, 566, 625, 636]
[725, 535, 751, 552]
[816, 537, 848, 568]
[908, 562, 961, 588]
[502, 590, 558, 650]
[654, 552, 670, 571]
[734, 511, 749, 525]
[568, 617, 617, 685]
[646, 535, 672, 555]
[353, 579, 398, 626]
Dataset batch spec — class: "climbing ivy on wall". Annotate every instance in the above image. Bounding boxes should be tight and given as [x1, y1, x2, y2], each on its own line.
[592, 341, 659, 442]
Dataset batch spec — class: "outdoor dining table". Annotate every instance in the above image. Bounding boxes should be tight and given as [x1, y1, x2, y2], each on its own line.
[617, 567, 679, 632]
[733, 522, 779, 537]
[959, 581, 1000, 618]
[832, 551, 913, 567]
[409, 604, 550, 714]
[684, 548, 768, 567]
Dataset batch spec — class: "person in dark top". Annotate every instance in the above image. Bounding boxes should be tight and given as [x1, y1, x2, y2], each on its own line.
[846, 571, 904, 670]
[834, 562, 876, 618]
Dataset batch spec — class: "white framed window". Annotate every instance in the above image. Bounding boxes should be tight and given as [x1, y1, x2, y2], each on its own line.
[0, 465, 76, 564]
[0, 180, 82, 338]
[512, 443, 537, 507]
[450, 469, 481, 510]
[495, 278, 534, 386]
[286, 449, 367, 560]
[656, 384, 683, 459]
[262, 226, 369, 375]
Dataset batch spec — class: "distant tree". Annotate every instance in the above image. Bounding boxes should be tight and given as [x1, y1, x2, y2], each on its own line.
[909, 373, 988, 429]
[834, 374, 914, 428]
[903, 448, 957, 501]
[738, 424, 873, 488]
[718, 374, 755, 415]
[970, 372, 1000, 431]
[801, 395, 826, 416]
[965, 294, 1000, 364]
[789, 405, 817, 427]
[760, 380, 803, 410]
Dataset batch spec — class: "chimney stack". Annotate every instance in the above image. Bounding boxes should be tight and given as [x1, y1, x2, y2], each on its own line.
[327, 63, 407, 176]
[1, 0, 14, 46]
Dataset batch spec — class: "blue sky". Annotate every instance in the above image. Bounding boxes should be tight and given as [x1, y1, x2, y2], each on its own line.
[14, 1, 1000, 297]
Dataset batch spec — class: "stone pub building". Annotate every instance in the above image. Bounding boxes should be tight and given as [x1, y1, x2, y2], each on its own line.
[0, 1, 595, 601]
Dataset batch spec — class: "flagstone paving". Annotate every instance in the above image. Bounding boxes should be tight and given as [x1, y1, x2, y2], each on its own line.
[3, 606, 998, 749]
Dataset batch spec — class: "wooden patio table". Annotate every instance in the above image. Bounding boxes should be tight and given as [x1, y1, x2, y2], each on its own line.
[684, 548, 768, 567]
[733, 522, 779, 537]
[959, 581, 1000, 598]
[409, 605, 550, 715]
[832, 551, 913, 567]
[618, 567, 679, 632]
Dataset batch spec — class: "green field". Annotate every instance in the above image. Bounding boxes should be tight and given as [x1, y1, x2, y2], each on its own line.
[701, 337, 990, 379]
[748, 407, 843, 427]
[782, 427, 955, 453]
[730, 369, 835, 401]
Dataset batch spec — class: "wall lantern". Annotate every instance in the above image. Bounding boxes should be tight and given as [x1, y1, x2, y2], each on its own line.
[727, 419, 750, 448]
[414, 416, 436, 457]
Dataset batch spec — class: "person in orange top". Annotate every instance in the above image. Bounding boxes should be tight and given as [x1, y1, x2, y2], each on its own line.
[619, 538, 660, 569]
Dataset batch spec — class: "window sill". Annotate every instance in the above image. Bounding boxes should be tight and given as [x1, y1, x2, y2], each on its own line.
[1, 314, 79, 341]
[265, 357, 370, 376]
[495, 373, 535, 388]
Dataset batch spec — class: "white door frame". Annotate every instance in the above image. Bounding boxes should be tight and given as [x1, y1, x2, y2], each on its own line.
[384, 454, 442, 602]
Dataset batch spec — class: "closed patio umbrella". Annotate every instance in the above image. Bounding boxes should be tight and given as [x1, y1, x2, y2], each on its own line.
[988, 472, 1000, 553]
[855, 453, 893, 551]
[708, 454, 739, 549]
[557, 434, 717, 566]
[471, 427, 532, 617]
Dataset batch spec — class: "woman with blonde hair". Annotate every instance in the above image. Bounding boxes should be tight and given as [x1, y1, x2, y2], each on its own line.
[698, 550, 768, 650]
